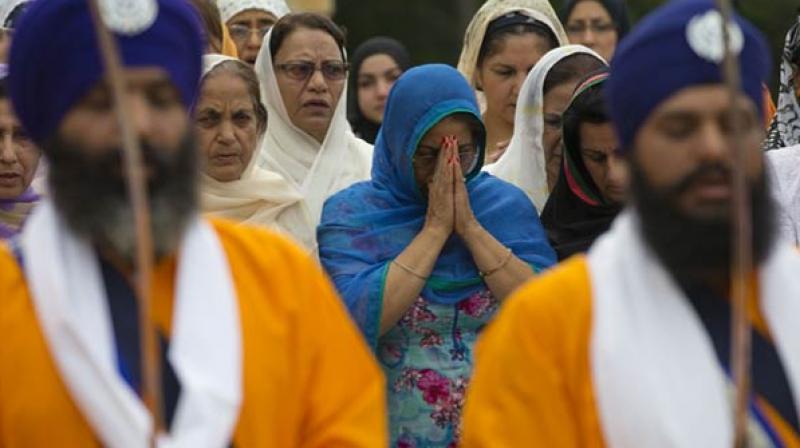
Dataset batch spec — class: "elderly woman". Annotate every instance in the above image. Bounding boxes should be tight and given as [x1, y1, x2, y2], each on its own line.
[255, 13, 372, 252]
[196, 54, 313, 249]
[319, 64, 556, 447]
[218, 0, 290, 64]
[457, 0, 568, 163]
[0, 73, 40, 239]
[560, 0, 630, 62]
[347, 36, 411, 144]
[487, 45, 606, 212]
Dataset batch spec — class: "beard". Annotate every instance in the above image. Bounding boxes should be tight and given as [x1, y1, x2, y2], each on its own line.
[630, 160, 776, 287]
[43, 132, 198, 265]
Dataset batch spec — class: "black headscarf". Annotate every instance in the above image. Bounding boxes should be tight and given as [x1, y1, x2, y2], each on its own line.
[540, 69, 621, 260]
[346, 37, 411, 144]
[560, 0, 631, 39]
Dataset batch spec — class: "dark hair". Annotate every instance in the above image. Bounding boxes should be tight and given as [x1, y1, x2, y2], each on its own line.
[562, 72, 610, 156]
[204, 61, 268, 133]
[269, 13, 347, 61]
[189, 0, 224, 53]
[477, 16, 558, 68]
[0, 77, 7, 100]
[542, 53, 605, 95]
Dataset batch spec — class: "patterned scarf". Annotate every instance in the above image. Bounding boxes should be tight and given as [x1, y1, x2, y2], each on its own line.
[0, 187, 39, 239]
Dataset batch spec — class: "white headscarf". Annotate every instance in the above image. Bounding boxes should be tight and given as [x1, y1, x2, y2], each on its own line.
[456, 0, 568, 111]
[254, 29, 372, 246]
[485, 45, 605, 213]
[0, 0, 26, 26]
[198, 54, 316, 251]
[217, 0, 290, 23]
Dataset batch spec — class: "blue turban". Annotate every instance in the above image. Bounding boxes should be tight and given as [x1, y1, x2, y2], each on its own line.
[8, 0, 204, 144]
[606, 0, 770, 153]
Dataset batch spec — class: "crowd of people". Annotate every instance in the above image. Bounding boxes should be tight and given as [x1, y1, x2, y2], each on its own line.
[1, 0, 799, 446]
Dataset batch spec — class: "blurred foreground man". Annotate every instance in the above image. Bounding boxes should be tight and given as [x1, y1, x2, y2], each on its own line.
[463, 1, 800, 446]
[0, 0, 386, 446]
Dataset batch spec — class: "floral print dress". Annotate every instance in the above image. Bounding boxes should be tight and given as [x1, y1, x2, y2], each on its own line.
[378, 289, 500, 447]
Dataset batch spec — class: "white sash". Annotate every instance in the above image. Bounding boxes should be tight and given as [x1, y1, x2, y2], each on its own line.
[21, 200, 242, 448]
[589, 211, 800, 447]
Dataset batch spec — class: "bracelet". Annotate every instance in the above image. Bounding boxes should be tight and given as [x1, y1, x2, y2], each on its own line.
[480, 248, 513, 279]
[392, 259, 428, 280]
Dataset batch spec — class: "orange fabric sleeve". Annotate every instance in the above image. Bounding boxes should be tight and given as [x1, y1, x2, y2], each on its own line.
[461, 256, 605, 447]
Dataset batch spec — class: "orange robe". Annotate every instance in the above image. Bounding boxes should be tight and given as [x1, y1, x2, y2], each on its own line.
[461, 256, 800, 447]
[0, 219, 387, 447]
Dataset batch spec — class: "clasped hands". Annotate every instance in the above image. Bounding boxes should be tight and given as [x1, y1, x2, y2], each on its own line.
[424, 135, 480, 242]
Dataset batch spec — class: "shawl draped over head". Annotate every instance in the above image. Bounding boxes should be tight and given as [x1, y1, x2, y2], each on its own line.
[254, 28, 373, 252]
[198, 54, 315, 250]
[0, 0, 28, 28]
[540, 69, 621, 260]
[486, 45, 606, 213]
[318, 64, 557, 346]
[0, 187, 38, 240]
[456, 0, 568, 110]
[559, 0, 631, 40]
[765, 14, 800, 151]
[216, 0, 290, 23]
[346, 36, 411, 144]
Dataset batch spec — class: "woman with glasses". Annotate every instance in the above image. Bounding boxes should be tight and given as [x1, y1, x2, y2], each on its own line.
[318, 64, 556, 447]
[218, 0, 290, 64]
[487, 46, 606, 213]
[560, 0, 630, 62]
[457, 0, 567, 166]
[254, 13, 371, 255]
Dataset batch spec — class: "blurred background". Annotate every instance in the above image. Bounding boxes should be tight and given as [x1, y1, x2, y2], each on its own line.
[302, 0, 797, 94]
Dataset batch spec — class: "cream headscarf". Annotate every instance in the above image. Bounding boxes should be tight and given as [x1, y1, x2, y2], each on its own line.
[456, 0, 568, 110]
[485, 45, 605, 213]
[254, 29, 372, 245]
[217, 0, 290, 23]
[198, 54, 316, 251]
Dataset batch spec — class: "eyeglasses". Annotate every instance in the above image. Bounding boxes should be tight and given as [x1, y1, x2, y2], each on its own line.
[275, 61, 349, 81]
[565, 22, 616, 35]
[414, 145, 481, 176]
[228, 24, 271, 42]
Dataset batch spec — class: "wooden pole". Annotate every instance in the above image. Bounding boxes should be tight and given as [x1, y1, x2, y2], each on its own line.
[713, 1, 752, 446]
[84, 0, 165, 444]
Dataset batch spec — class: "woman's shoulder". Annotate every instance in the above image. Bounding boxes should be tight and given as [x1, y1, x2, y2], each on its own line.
[321, 180, 376, 221]
[472, 172, 539, 213]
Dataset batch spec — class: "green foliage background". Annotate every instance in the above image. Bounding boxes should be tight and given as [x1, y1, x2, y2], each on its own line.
[333, 0, 796, 93]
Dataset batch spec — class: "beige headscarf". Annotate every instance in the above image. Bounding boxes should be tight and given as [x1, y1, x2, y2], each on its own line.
[198, 54, 316, 251]
[254, 29, 372, 253]
[456, 0, 568, 110]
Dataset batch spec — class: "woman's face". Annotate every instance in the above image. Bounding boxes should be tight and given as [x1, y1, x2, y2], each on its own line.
[195, 71, 261, 182]
[357, 54, 402, 124]
[578, 121, 627, 204]
[273, 27, 346, 144]
[227, 9, 279, 64]
[477, 33, 553, 128]
[542, 79, 580, 192]
[413, 115, 479, 194]
[565, 0, 619, 62]
[0, 98, 40, 200]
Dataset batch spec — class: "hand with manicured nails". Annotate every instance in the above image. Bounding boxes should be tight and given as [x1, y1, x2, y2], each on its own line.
[453, 142, 479, 239]
[424, 135, 456, 238]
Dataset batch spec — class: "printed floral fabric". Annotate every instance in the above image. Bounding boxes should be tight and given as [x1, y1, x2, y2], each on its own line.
[378, 290, 500, 447]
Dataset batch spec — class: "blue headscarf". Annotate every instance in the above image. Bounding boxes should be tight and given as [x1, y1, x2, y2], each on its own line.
[8, 0, 204, 144]
[318, 64, 556, 345]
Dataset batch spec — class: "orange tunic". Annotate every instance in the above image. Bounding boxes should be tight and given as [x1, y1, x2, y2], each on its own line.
[0, 219, 387, 447]
[461, 256, 800, 447]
